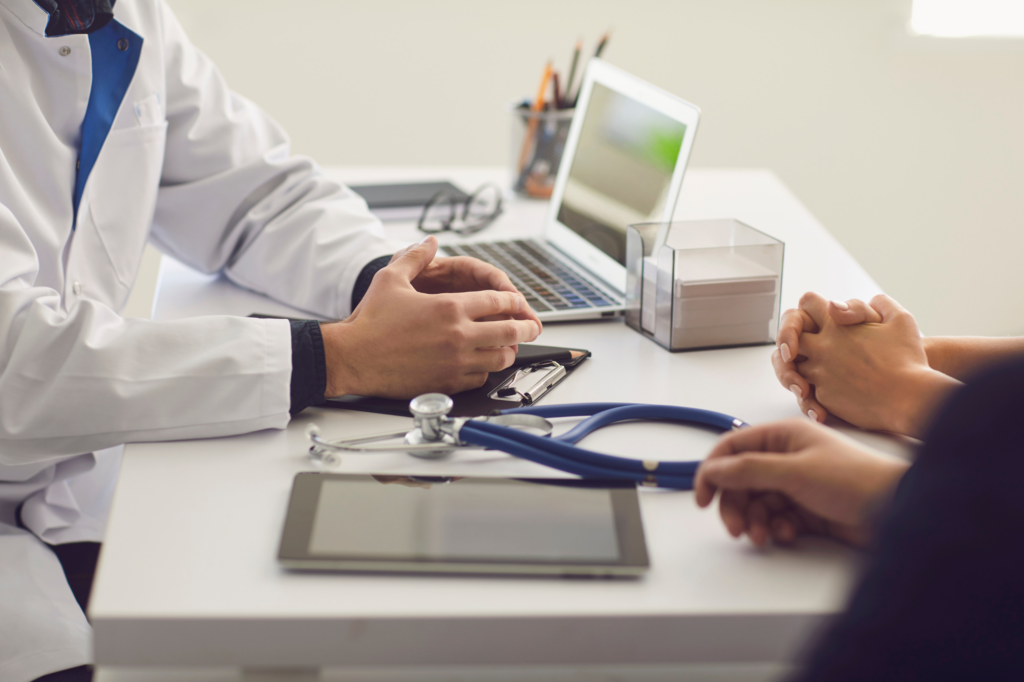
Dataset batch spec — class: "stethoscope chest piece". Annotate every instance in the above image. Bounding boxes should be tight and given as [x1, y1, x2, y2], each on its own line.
[308, 392, 554, 462]
[406, 393, 460, 459]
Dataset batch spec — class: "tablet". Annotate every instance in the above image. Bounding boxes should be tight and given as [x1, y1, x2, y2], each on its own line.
[278, 473, 649, 577]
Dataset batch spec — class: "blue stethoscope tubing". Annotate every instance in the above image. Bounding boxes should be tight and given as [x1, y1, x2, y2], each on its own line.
[457, 403, 749, 490]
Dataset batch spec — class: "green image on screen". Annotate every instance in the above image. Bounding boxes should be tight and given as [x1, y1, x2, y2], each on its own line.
[557, 84, 687, 264]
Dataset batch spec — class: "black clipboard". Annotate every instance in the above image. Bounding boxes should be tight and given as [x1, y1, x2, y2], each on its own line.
[325, 344, 590, 417]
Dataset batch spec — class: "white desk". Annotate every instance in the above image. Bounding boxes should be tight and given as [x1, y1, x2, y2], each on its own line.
[91, 167, 898, 681]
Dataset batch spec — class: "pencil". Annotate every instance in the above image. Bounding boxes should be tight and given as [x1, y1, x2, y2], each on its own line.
[595, 30, 610, 58]
[533, 60, 553, 112]
[517, 61, 553, 174]
[552, 72, 563, 109]
[564, 39, 582, 109]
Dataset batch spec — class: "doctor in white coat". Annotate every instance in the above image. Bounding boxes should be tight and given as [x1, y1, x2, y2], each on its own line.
[0, 1, 542, 680]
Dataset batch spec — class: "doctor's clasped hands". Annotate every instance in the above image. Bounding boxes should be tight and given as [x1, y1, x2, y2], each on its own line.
[322, 235, 542, 399]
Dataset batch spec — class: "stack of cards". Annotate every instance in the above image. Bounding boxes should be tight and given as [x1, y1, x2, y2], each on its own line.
[642, 251, 779, 348]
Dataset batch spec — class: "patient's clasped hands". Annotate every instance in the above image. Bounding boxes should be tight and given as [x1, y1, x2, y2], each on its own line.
[773, 292, 961, 438]
[698, 291, 971, 549]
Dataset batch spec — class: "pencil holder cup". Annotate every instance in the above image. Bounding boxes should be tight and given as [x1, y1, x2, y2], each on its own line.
[625, 220, 784, 352]
[510, 104, 575, 199]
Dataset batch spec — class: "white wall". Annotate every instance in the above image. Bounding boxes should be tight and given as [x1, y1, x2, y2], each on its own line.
[164, 0, 1024, 336]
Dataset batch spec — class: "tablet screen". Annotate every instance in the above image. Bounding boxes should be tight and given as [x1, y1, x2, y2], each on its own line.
[279, 474, 649, 576]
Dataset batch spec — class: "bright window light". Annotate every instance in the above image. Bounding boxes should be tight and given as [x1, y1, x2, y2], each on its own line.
[912, 0, 1024, 37]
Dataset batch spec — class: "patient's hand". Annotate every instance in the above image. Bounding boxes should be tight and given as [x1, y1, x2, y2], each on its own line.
[773, 294, 883, 422]
[795, 294, 961, 437]
[695, 419, 908, 548]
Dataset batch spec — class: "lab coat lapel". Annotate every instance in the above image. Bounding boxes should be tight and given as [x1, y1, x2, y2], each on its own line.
[74, 18, 142, 221]
[65, 4, 165, 312]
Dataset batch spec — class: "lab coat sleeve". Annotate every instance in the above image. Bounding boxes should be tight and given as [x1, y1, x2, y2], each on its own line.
[0, 201, 293, 465]
[149, 1, 399, 320]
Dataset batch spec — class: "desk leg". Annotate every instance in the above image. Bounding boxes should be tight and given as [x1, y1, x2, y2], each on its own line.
[241, 667, 320, 681]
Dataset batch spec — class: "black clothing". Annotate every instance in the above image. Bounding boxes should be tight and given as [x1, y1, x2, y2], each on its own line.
[287, 254, 391, 413]
[795, 355, 1024, 680]
[33, 0, 114, 36]
[288, 319, 327, 414]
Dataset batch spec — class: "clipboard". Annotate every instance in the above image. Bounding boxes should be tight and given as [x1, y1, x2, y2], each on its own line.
[325, 344, 591, 418]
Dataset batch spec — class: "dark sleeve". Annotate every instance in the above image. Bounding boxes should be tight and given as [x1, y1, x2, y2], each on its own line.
[288, 320, 326, 414]
[351, 255, 392, 310]
[792, 355, 1024, 681]
[288, 256, 392, 413]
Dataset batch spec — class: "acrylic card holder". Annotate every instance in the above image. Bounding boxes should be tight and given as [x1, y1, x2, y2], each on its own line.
[625, 220, 784, 351]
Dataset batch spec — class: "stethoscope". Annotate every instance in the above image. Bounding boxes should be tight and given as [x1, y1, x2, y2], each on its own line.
[308, 394, 749, 490]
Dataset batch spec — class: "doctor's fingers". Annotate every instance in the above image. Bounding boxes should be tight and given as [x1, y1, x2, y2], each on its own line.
[453, 290, 532, 320]
[386, 235, 440, 282]
[777, 308, 817, 363]
[467, 318, 542, 349]
[463, 346, 518, 374]
[828, 298, 883, 326]
[446, 372, 491, 395]
[451, 255, 521, 294]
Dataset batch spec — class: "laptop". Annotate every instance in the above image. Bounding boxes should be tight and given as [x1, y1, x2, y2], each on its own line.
[442, 59, 700, 321]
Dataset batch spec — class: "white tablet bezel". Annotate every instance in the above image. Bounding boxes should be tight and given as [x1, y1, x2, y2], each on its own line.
[543, 59, 701, 293]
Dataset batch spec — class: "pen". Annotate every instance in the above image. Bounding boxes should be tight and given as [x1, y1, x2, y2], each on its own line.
[552, 72, 563, 109]
[511, 348, 586, 368]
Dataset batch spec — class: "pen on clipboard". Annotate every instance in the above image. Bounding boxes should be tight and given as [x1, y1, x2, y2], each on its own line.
[511, 348, 585, 367]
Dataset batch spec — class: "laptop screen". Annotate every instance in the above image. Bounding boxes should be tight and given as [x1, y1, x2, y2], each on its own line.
[556, 83, 688, 265]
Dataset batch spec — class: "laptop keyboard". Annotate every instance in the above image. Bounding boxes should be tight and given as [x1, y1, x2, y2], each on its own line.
[441, 240, 615, 313]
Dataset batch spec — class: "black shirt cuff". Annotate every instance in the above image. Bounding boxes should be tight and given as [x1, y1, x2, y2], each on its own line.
[289, 319, 327, 414]
[351, 255, 392, 310]
[289, 256, 392, 414]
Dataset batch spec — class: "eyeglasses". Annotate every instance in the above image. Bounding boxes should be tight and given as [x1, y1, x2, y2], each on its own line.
[417, 183, 504, 236]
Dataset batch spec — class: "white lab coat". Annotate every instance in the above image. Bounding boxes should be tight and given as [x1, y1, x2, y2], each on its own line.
[0, 0, 398, 678]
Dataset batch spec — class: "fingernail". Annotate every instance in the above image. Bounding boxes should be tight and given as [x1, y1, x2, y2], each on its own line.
[831, 300, 849, 311]
[534, 321, 542, 339]
[780, 343, 792, 363]
[790, 384, 801, 399]
[418, 235, 431, 245]
[516, 295, 525, 312]
[807, 409, 818, 422]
